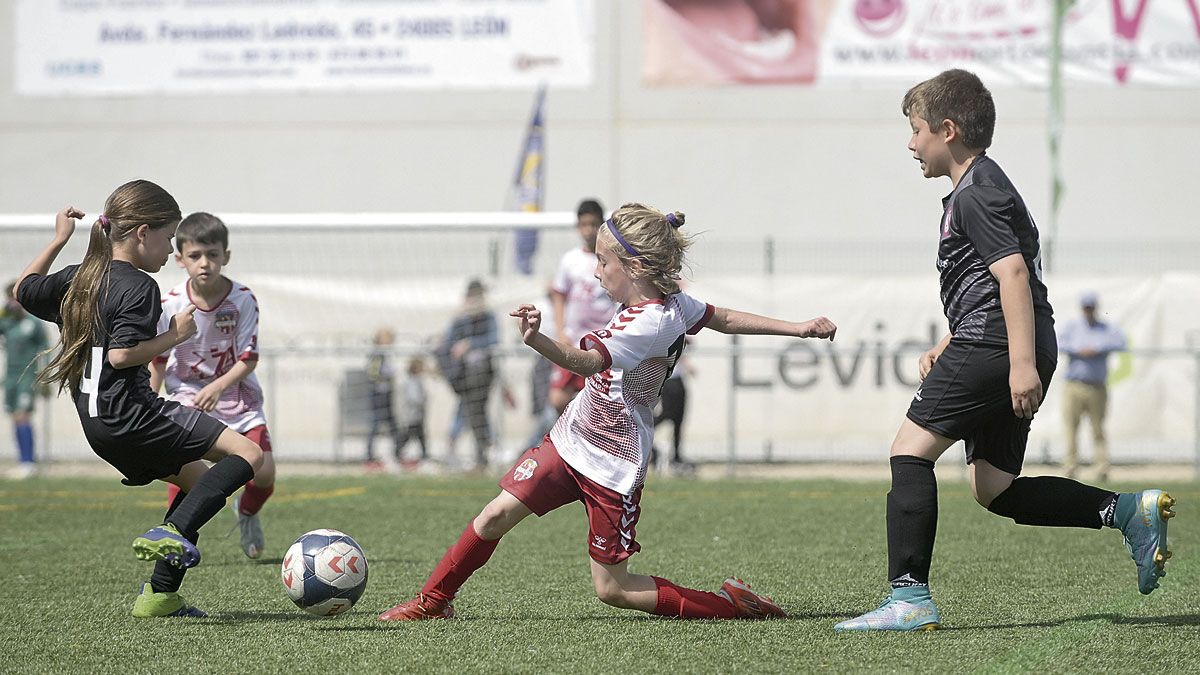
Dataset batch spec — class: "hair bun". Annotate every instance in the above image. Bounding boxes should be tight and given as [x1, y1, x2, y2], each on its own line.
[665, 212, 684, 228]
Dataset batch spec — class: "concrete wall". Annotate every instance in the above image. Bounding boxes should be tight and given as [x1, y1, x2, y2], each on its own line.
[1, 4, 1197, 252]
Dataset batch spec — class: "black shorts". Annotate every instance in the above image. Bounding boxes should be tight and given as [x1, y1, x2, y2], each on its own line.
[906, 340, 1056, 475]
[81, 400, 228, 486]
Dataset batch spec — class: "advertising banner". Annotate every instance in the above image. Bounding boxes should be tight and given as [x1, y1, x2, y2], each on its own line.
[644, 0, 1200, 87]
[16, 0, 594, 95]
[677, 272, 1200, 461]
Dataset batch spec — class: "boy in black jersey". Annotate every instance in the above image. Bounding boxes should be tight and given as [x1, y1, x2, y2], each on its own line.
[835, 70, 1176, 632]
[13, 181, 263, 618]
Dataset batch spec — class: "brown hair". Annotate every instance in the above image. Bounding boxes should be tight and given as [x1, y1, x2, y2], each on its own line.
[605, 203, 693, 295]
[902, 69, 995, 151]
[176, 211, 228, 251]
[38, 180, 180, 394]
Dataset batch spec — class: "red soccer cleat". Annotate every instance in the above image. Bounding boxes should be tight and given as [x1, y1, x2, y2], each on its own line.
[718, 577, 787, 619]
[377, 594, 456, 621]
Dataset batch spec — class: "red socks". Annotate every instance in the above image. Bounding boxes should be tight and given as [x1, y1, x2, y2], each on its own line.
[238, 480, 274, 515]
[651, 577, 736, 619]
[168, 480, 273, 515]
[421, 522, 500, 602]
[416, 530, 734, 617]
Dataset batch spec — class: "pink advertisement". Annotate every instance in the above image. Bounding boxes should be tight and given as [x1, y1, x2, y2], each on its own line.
[643, 0, 1200, 86]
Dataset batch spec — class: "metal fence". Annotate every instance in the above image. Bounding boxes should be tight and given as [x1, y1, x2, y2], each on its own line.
[4, 214, 1197, 471]
[10, 343, 1198, 472]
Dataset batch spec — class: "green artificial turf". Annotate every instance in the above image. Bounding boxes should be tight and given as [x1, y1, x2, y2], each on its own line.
[1, 474, 1195, 673]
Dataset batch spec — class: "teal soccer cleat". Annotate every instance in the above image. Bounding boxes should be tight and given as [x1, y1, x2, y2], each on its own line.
[132, 523, 200, 569]
[1116, 489, 1176, 595]
[834, 591, 941, 632]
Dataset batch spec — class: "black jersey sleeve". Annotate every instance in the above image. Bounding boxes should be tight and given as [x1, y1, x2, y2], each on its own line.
[109, 279, 162, 349]
[15, 266, 78, 323]
[956, 186, 1022, 266]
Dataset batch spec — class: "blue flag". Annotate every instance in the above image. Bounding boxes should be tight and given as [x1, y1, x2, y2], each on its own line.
[511, 85, 546, 275]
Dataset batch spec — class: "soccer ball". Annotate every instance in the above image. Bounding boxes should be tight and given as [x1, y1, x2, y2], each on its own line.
[280, 529, 368, 616]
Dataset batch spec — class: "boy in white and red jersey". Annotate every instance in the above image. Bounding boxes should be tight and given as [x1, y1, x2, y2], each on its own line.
[380, 203, 837, 622]
[547, 199, 618, 416]
[150, 212, 274, 560]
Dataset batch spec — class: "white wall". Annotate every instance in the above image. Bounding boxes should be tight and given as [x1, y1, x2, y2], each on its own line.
[1, 4, 1198, 252]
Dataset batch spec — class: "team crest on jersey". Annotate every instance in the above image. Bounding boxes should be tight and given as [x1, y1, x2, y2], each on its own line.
[941, 207, 954, 238]
[214, 310, 237, 335]
[513, 458, 538, 481]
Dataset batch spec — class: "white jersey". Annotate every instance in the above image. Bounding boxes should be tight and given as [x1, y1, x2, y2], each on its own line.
[550, 292, 714, 495]
[551, 247, 618, 342]
[156, 278, 267, 433]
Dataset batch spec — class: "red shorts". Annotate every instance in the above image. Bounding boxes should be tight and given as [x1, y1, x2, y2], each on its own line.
[549, 364, 586, 393]
[499, 436, 642, 565]
[243, 425, 272, 453]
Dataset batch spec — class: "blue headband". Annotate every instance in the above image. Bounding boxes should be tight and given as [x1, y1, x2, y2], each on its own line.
[605, 218, 642, 258]
[605, 212, 682, 258]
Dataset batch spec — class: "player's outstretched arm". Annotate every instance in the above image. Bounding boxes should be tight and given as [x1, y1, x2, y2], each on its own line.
[707, 307, 837, 341]
[510, 304, 606, 376]
[15, 207, 84, 298]
[108, 304, 197, 370]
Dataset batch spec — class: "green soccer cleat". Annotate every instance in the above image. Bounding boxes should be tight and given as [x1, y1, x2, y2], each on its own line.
[834, 588, 941, 632]
[1116, 490, 1176, 595]
[132, 523, 200, 569]
[131, 583, 208, 618]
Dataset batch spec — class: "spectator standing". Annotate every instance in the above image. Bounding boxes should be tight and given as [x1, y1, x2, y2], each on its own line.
[1058, 291, 1126, 482]
[1, 282, 48, 479]
[436, 279, 499, 470]
[364, 328, 401, 471]
[394, 356, 430, 468]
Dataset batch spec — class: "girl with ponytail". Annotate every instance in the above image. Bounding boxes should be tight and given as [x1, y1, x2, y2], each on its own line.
[13, 180, 262, 618]
[380, 203, 838, 623]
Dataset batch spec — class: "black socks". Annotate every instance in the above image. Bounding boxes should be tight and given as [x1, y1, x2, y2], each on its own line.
[986, 476, 1116, 529]
[150, 489, 192, 594]
[150, 457, 253, 593]
[887, 455, 938, 588]
[884, 458, 1119, 591]
[1099, 492, 1119, 528]
[166, 455, 254, 541]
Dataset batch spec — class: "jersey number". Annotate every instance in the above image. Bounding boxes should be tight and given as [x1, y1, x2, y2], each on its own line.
[80, 346, 103, 418]
[659, 335, 686, 397]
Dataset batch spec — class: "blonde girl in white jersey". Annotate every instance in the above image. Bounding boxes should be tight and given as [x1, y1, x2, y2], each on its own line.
[379, 203, 836, 622]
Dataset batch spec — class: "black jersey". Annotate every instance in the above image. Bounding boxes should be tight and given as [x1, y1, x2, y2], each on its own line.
[936, 154, 1056, 357]
[18, 261, 166, 424]
[17, 260, 227, 484]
